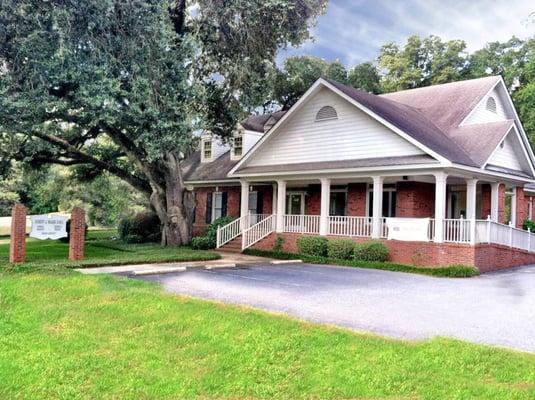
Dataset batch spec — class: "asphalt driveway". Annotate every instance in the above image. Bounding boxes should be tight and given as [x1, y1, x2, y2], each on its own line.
[135, 263, 535, 353]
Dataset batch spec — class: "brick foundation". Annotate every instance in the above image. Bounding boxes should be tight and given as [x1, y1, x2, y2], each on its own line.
[69, 207, 86, 261]
[251, 232, 535, 273]
[9, 204, 27, 264]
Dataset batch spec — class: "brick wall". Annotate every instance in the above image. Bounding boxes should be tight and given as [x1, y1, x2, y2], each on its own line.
[498, 184, 506, 224]
[305, 185, 321, 215]
[347, 183, 367, 216]
[481, 184, 491, 219]
[515, 187, 528, 228]
[192, 185, 273, 236]
[251, 232, 535, 273]
[396, 181, 435, 217]
[9, 204, 27, 264]
[69, 207, 86, 261]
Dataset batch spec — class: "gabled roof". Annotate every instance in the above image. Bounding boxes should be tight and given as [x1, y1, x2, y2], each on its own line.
[182, 150, 239, 182]
[381, 76, 501, 132]
[325, 79, 476, 167]
[241, 110, 287, 132]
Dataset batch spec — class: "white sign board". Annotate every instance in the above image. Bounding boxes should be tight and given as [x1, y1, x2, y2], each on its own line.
[30, 215, 69, 240]
[386, 218, 430, 242]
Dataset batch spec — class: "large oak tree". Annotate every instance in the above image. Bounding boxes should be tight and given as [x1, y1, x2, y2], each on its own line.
[0, 0, 327, 245]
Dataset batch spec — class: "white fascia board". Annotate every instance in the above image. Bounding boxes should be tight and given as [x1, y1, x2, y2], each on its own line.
[228, 79, 326, 176]
[228, 78, 451, 177]
[185, 180, 241, 186]
[450, 163, 535, 184]
[482, 124, 535, 177]
[320, 79, 450, 165]
[458, 78, 501, 127]
[232, 163, 445, 180]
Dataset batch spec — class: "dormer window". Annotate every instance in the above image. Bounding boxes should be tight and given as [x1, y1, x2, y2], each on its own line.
[233, 135, 243, 157]
[315, 105, 338, 121]
[202, 139, 212, 161]
[486, 97, 497, 113]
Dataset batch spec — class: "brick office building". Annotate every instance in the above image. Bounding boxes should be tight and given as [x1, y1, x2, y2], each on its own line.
[183, 76, 535, 272]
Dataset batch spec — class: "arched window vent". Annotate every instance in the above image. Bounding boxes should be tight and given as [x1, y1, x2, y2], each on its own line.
[315, 105, 338, 121]
[486, 96, 497, 113]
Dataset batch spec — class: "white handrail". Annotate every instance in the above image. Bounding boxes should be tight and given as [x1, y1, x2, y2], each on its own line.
[216, 214, 268, 248]
[242, 215, 276, 250]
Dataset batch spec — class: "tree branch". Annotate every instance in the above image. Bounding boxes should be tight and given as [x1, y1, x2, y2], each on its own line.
[30, 130, 152, 195]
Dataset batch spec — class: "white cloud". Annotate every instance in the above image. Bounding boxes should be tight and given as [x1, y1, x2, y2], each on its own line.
[279, 0, 535, 66]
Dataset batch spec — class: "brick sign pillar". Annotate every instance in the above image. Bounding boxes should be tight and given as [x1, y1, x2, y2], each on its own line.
[9, 204, 27, 263]
[69, 207, 86, 261]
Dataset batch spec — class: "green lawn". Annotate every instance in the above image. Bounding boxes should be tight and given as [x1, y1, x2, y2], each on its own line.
[0, 230, 220, 269]
[1, 267, 535, 399]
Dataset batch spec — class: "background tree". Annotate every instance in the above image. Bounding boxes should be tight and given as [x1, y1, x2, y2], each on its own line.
[378, 35, 469, 91]
[273, 56, 348, 109]
[0, 0, 327, 245]
[347, 62, 382, 94]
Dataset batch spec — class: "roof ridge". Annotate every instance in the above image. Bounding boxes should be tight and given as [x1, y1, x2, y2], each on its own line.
[379, 75, 501, 97]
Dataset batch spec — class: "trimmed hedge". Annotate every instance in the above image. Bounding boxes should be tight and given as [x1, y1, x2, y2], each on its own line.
[354, 241, 389, 262]
[327, 239, 355, 260]
[243, 248, 479, 278]
[297, 236, 328, 257]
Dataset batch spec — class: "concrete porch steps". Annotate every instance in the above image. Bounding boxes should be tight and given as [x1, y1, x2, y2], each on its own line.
[219, 236, 242, 253]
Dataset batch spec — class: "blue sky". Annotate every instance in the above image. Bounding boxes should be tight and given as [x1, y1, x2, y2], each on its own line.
[278, 0, 535, 67]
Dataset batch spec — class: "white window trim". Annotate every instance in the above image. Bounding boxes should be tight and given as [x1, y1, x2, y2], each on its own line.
[366, 184, 396, 217]
[211, 191, 223, 222]
[230, 134, 244, 161]
[201, 138, 213, 163]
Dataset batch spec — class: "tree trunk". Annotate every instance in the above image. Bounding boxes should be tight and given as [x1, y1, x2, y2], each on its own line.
[149, 152, 195, 247]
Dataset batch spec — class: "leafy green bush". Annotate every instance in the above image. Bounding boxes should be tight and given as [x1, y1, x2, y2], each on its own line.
[297, 236, 328, 257]
[191, 216, 236, 250]
[523, 219, 535, 232]
[191, 236, 215, 250]
[118, 211, 161, 243]
[354, 241, 389, 262]
[273, 235, 285, 253]
[327, 239, 355, 260]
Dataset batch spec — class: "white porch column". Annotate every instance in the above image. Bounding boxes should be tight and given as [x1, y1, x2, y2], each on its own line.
[490, 182, 500, 222]
[371, 176, 384, 239]
[319, 178, 331, 236]
[466, 178, 478, 244]
[275, 180, 286, 233]
[240, 180, 250, 229]
[434, 172, 448, 243]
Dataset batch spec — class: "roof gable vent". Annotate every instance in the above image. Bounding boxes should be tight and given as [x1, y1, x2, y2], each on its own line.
[315, 105, 338, 121]
[486, 96, 497, 113]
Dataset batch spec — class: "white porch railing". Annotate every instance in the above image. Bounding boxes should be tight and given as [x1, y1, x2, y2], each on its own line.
[328, 216, 372, 237]
[216, 214, 268, 248]
[283, 214, 320, 234]
[443, 218, 472, 243]
[475, 218, 535, 252]
[242, 215, 276, 250]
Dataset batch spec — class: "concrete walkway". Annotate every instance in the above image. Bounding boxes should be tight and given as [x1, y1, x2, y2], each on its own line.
[76, 252, 277, 275]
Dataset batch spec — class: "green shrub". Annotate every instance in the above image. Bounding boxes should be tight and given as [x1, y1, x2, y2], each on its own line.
[297, 236, 328, 257]
[191, 216, 236, 250]
[354, 241, 389, 262]
[273, 235, 285, 253]
[327, 239, 355, 260]
[523, 219, 535, 232]
[118, 211, 161, 243]
[191, 235, 215, 250]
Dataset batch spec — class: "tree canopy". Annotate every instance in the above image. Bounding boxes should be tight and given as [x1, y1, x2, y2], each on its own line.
[0, 0, 327, 245]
